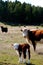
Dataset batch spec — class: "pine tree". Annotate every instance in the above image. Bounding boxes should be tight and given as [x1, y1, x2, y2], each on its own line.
[15, 0, 17, 2]
[7, 0, 9, 2]
[0, 0, 2, 2]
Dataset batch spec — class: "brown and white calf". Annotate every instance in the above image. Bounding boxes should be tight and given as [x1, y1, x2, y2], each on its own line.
[21, 28, 43, 51]
[12, 43, 30, 64]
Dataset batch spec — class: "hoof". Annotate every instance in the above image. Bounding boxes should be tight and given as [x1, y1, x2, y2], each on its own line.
[18, 60, 23, 63]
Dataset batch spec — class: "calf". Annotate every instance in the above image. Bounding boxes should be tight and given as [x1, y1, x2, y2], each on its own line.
[12, 43, 30, 64]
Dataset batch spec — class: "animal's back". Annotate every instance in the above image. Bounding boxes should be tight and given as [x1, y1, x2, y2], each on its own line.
[32, 30, 43, 41]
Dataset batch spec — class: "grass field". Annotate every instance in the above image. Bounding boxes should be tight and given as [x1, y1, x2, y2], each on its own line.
[0, 23, 43, 65]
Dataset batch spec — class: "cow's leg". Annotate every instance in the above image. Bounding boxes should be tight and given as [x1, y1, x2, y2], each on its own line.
[18, 51, 23, 63]
[28, 48, 30, 60]
[27, 48, 30, 64]
[23, 50, 26, 63]
[32, 41, 36, 51]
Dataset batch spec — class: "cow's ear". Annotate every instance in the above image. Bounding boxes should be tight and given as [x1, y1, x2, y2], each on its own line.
[20, 29, 23, 32]
[11, 44, 13, 46]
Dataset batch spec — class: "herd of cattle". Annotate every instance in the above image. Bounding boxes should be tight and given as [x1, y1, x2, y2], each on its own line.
[0, 26, 43, 64]
[12, 27, 43, 64]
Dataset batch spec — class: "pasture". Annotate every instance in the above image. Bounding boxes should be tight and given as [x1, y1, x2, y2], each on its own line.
[0, 23, 43, 65]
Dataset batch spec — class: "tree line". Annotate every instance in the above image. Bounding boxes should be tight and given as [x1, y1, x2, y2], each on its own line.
[0, 1, 43, 25]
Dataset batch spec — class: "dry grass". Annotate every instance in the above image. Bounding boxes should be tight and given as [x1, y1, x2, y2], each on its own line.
[0, 23, 43, 65]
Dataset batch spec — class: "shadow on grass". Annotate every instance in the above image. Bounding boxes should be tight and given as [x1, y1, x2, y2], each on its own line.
[37, 52, 43, 55]
[0, 62, 17, 65]
[0, 62, 35, 65]
[26, 63, 35, 65]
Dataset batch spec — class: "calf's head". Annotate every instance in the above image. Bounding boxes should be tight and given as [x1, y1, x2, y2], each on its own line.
[12, 43, 19, 50]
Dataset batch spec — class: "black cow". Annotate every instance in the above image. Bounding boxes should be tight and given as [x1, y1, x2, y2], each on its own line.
[1, 26, 8, 33]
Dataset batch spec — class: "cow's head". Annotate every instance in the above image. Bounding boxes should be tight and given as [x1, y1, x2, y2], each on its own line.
[1, 26, 3, 29]
[21, 28, 29, 38]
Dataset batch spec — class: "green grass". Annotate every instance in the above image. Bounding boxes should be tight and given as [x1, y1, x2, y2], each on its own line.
[0, 22, 43, 65]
